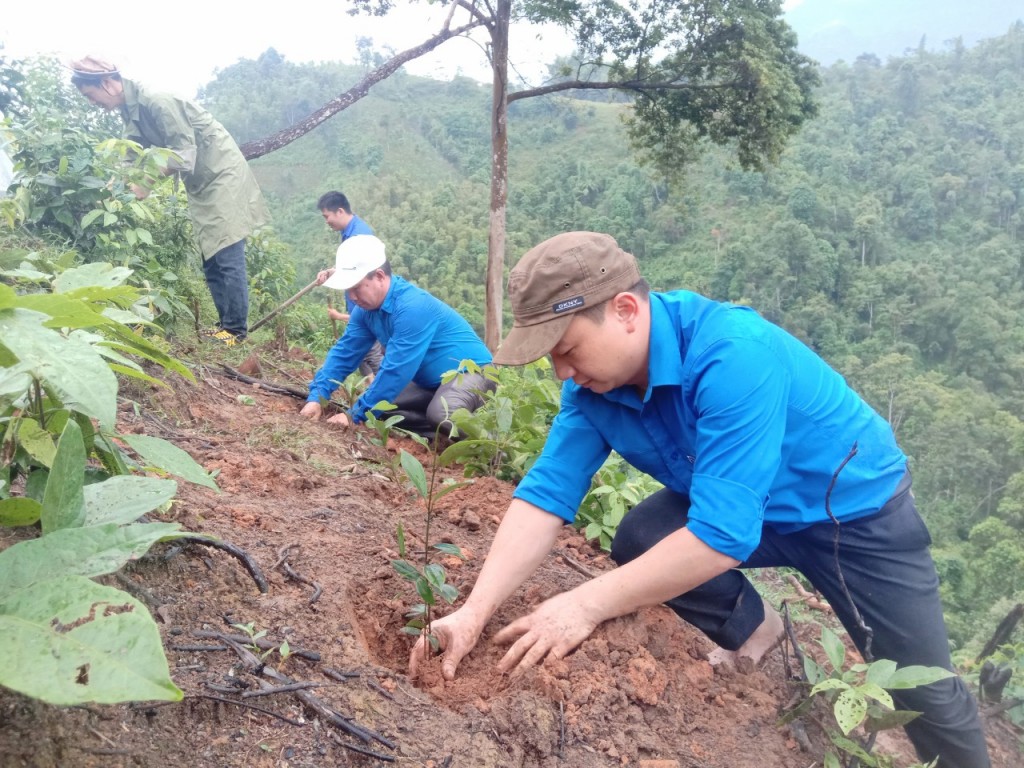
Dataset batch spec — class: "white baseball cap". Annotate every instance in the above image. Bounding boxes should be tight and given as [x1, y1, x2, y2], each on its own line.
[323, 235, 387, 290]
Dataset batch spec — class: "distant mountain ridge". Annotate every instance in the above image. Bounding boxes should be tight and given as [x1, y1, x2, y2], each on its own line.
[785, 0, 1023, 63]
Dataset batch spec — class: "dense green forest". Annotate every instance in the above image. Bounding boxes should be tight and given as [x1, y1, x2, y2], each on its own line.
[203, 26, 1024, 654]
[3, 22, 1023, 660]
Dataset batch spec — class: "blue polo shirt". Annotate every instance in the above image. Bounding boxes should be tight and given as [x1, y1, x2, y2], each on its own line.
[513, 290, 907, 561]
[307, 275, 492, 423]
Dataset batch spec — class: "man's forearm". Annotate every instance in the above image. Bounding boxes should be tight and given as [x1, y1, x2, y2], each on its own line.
[571, 527, 739, 625]
[461, 499, 564, 624]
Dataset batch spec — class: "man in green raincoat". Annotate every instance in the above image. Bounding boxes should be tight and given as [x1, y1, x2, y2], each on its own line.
[70, 57, 269, 345]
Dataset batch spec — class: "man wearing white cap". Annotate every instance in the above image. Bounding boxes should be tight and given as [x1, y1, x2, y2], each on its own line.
[300, 235, 494, 436]
[409, 232, 990, 768]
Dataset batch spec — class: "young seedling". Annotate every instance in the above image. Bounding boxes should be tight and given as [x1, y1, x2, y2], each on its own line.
[782, 625, 950, 768]
[390, 415, 469, 660]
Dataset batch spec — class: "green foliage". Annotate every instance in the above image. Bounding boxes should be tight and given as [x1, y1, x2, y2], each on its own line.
[446, 360, 559, 483]
[787, 626, 951, 767]
[577, 455, 663, 551]
[0, 263, 218, 706]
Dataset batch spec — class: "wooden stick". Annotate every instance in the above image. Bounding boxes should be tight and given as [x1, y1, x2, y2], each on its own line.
[249, 279, 319, 333]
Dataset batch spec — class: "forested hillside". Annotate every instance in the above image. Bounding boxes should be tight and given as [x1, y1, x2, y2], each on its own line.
[204, 26, 1024, 653]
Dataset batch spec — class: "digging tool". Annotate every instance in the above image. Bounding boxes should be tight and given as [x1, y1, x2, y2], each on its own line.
[248, 278, 319, 334]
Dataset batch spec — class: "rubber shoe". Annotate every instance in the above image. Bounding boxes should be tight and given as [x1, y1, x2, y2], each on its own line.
[207, 329, 244, 347]
[200, 327, 222, 338]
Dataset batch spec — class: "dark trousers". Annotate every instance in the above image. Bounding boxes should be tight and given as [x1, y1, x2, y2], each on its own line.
[201, 239, 249, 336]
[390, 370, 497, 438]
[610, 477, 990, 768]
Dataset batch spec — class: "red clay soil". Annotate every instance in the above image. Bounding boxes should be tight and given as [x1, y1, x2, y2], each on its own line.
[0, 348, 1019, 768]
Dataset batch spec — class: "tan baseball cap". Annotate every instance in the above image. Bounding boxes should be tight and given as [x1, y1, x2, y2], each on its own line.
[323, 235, 387, 291]
[494, 232, 642, 366]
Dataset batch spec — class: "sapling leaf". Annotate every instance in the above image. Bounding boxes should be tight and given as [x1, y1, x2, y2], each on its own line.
[864, 707, 922, 731]
[830, 734, 874, 761]
[0, 497, 42, 527]
[423, 563, 446, 589]
[416, 577, 436, 606]
[40, 419, 86, 533]
[119, 433, 219, 490]
[399, 450, 428, 499]
[433, 542, 464, 558]
[821, 626, 846, 672]
[431, 480, 472, 502]
[396, 522, 407, 559]
[391, 559, 420, 582]
[439, 583, 458, 604]
[886, 665, 955, 689]
[865, 658, 898, 688]
[856, 682, 895, 710]
[834, 688, 868, 734]
[810, 678, 850, 696]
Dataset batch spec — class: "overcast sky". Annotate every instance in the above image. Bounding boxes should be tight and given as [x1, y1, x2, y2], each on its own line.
[1, 1, 580, 97]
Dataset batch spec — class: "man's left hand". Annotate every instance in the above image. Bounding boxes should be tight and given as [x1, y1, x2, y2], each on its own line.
[492, 591, 599, 674]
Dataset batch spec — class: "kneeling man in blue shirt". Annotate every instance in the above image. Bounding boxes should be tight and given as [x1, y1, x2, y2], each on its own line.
[301, 235, 494, 437]
[409, 232, 989, 768]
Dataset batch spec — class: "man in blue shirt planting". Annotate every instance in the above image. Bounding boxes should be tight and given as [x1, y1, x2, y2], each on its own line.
[410, 232, 989, 768]
[301, 235, 494, 437]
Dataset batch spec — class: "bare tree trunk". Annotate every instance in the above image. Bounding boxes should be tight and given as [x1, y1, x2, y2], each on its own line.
[484, 0, 511, 352]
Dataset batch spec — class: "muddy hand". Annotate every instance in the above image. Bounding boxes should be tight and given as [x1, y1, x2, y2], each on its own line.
[299, 401, 323, 420]
[408, 609, 483, 682]
[492, 593, 598, 675]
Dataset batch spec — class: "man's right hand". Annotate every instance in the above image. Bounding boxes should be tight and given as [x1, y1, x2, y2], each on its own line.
[315, 267, 336, 286]
[408, 606, 486, 682]
[299, 401, 323, 420]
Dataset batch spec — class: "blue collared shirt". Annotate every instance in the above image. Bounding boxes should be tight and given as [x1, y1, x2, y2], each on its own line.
[513, 291, 907, 560]
[307, 275, 492, 423]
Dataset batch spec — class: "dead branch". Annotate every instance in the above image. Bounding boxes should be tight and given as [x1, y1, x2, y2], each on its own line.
[558, 552, 599, 579]
[189, 693, 304, 726]
[329, 731, 396, 763]
[275, 544, 324, 605]
[179, 535, 269, 593]
[241, 682, 331, 698]
[218, 364, 309, 400]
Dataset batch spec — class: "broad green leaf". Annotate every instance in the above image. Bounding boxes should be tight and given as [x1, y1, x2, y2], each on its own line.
[52, 262, 133, 293]
[95, 322, 193, 380]
[0, 522, 184, 593]
[864, 708, 922, 731]
[433, 542, 464, 558]
[438, 583, 458, 603]
[399, 450, 428, 499]
[0, 497, 42, 527]
[10, 294, 113, 330]
[810, 678, 850, 696]
[885, 665, 955, 690]
[416, 577, 435, 606]
[40, 419, 86, 533]
[391, 559, 421, 582]
[432, 480, 471, 502]
[824, 751, 842, 768]
[80, 209, 103, 228]
[865, 658, 898, 688]
[834, 689, 868, 734]
[423, 563, 446, 589]
[83, 476, 177, 526]
[118, 433, 219, 490]
[0, 308, 117, 427]
[821, 625, 846, 672]
[830, 734, 874, 762]
[16, 417, 56, 467]
[856, 682, 894, 710]
[0, 575, 182, 704]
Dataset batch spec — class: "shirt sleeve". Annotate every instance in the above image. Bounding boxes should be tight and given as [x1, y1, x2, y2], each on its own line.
[513, 386, 612, 522]
[348, 292, 439, 423]
[139, 96, 198, 174]
[685, 337, 789, 560]
[307, 313, 375, 403]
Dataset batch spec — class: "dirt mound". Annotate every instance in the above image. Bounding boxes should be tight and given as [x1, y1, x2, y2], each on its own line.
[1, 354, 1017, 767]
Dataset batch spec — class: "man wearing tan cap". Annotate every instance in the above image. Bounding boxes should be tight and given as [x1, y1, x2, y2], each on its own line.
[410, 232, 989, 768]
[69, 57, 269, 346]
[300, 235, 494, 437]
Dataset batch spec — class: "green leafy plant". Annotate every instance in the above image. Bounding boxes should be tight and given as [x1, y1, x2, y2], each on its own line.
[446, 359, 559, 482]
[390, 437, 468, 656]
[577, 454, 663, 551]
[0, 264, 219, 706]
[785, 626, 951, 768]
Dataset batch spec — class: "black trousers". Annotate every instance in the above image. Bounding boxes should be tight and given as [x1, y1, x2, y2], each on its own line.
[610, 475, 990, 768]
[388, 370, 497, 438]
